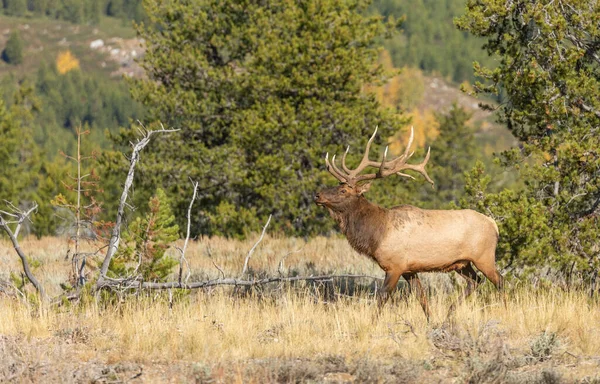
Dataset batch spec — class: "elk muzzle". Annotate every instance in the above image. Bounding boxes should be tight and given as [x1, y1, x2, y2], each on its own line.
[314, 192, 326, 206]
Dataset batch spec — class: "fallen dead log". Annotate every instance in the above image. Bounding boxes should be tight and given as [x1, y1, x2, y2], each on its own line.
[96, 274, 383, 290]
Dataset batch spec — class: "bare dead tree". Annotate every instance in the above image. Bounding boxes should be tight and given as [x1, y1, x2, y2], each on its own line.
[96, 123, 179, 290]
[0, 202, 46, 300]
[278, 245, 305, 277]
[241, 214, 272, 277]
[177, 178, 198, 285]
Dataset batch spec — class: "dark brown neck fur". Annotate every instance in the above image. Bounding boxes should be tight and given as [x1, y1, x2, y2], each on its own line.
[328, 197, 388, 257]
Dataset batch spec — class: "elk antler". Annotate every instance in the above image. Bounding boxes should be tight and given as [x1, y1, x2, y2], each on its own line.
[325, 126, 434, 187]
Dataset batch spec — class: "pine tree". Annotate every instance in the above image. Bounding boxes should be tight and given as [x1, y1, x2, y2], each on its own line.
[109, 188, 179, 282]
[51, 126, 105, 286]
[4, 0, 27, 17]
[118, 0, 404, 237]
[2, 30, 24, 65]
[456, 1, 600, 278]
[429, 105, 477, 206]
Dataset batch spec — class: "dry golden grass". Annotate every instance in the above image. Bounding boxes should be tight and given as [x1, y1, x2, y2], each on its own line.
[1, 236, 600, 383]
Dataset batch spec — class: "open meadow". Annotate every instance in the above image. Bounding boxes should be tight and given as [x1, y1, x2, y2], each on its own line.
[1, 236, 599, 383]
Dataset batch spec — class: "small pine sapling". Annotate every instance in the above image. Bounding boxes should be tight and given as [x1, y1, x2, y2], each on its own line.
[52, 126, 109, 287]
[110, 188, 179, 282]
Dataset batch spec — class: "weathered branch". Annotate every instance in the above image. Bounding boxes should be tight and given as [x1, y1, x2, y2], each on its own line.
[241, 214, 272, 277]
[575, 99, 600, 120]
[0, 202, 46, 300]
[95, 274, 383, 291]
[278, 246, 305, 277]
[179, 179, 198, 285]
[96, 123, 179, 289]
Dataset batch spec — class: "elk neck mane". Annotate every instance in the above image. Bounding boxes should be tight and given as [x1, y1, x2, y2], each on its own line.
[328, 196, 388, 257]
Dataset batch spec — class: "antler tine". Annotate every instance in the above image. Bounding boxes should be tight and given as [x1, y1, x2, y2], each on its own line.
[386, 126, 415, 168]
[404, 126, 415, 158]
[420, 146, 435, 186]
[373, 127, 434, 186]
[341, 146, 351, 173]
[325, 153, 348, 183]
[330, 154, 347, 181]
[378, 146, 389, 177]
[346, 126, 379, 179]
[389, 146, 434, 186]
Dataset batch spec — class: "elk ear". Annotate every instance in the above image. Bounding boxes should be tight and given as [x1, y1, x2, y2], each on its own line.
[356, 182, 371, 195]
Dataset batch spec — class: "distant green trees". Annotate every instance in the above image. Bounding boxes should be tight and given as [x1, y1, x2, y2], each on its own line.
[371, 0, 494, 83]
[1, 0, 146, 24]
[31, 62, 144, 158]
[105, 0, 146, 22]
[0, 64, 144, 237]
[457, 1, 600, 278]
[2, 31, 24, 65]
[118, 0, 404, 238]
[3, 0, 27, 17]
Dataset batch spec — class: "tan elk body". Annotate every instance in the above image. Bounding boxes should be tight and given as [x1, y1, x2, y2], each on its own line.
[315, 128, 503, 319]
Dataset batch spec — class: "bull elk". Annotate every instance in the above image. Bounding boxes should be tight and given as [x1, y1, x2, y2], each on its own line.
[314, 127, 503, 320]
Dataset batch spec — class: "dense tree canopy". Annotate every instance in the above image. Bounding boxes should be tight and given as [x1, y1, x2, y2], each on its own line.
[456, 1, 600, 277]
[120, 0, 405, 237]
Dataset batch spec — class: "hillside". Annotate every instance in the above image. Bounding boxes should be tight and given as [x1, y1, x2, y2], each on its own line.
[0, 15, 145, 161]
[416, 75, 515, 155]
[0, 15, 139, 78]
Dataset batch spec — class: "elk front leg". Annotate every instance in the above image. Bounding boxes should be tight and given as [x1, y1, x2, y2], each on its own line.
[403, 272, 430, 322]
[377, 270, 402, 309]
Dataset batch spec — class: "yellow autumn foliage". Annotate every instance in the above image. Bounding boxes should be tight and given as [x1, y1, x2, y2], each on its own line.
[375, 50, 402, 108]
[363, 49, 436, 154]
[389, 109, 439, 154]
[56, 50, 80, 74]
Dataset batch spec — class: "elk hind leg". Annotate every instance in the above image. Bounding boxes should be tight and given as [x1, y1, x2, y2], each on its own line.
[447, 263, 484, 319]
[456, 263, 484, 299]
[472, 258, 506, 308]
[403, 273, 430, 322]
[472, 259, 504, 291]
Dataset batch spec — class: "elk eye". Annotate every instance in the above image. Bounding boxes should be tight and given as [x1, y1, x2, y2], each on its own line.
[341, 189, 346, 194]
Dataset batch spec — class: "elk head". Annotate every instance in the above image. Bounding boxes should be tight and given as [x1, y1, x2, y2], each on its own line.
[314, 126, 434, 210]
